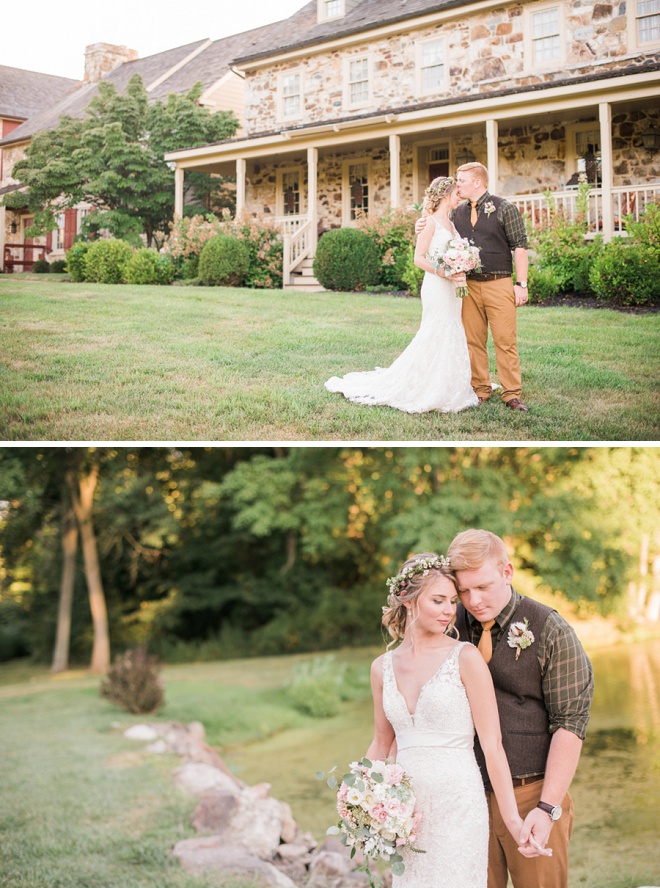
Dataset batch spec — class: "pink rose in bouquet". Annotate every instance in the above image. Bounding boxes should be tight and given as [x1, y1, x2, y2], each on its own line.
[428, 236, 482, 298]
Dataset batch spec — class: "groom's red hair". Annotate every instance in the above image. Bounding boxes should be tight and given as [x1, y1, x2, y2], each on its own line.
[447, 529, 509, 571]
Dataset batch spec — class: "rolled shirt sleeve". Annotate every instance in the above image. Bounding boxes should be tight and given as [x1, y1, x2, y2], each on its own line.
[498, 199, 528, 251]
[539, 610, 594, 740]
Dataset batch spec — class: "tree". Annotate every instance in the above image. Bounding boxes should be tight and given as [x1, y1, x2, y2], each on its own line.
[6, 76, 239, 246]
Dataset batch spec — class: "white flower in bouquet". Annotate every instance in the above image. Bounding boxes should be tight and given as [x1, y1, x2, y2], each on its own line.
[318, 757, 425, 887]
[428, 236, 482, 298]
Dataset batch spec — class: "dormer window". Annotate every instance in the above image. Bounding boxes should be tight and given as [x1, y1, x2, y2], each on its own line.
[317, 0, 361, 23]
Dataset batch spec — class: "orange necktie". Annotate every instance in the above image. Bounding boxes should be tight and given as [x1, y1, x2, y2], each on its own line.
[470, 202, 478, 226]
[478, 619, 496, 663]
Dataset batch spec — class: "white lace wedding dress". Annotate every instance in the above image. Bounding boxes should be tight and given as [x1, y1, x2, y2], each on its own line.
[382, 644, 488, 888]
[324, 220, 478, 413]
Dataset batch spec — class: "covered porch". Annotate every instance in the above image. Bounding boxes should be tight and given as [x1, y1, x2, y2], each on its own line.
[167, 69, 660, 287]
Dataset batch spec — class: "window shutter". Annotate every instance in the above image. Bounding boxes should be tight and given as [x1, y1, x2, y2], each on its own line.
[63, 209, 78, 251]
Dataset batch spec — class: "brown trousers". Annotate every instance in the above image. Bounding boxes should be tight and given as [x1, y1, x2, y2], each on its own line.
[487, 781, 575, 888]
[462, 277, 522, 403]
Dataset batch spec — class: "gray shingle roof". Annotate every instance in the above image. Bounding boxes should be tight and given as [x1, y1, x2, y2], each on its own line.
[0, 65, 79, 120]
[233, 0, 472, 64]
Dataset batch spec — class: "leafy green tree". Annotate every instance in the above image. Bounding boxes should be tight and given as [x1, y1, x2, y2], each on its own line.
[6, 76, 238, 246]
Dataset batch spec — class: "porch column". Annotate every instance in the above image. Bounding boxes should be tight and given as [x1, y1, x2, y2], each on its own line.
[389, 134, 401, 208]
[236, 158, 247, 215]
[174, 167, 184, 219]
[486, 119, 499, 191]
[307, 145, 318, 251]
[599, 102, 614, 243]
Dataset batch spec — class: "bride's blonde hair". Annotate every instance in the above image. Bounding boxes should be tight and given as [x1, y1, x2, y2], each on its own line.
[382, 552, 458, 648]
[422, 176, 456, 215]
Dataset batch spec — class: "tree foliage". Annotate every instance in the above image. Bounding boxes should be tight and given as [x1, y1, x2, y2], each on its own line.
[6, 76, 238, 245]
[0, 447, 658, 665]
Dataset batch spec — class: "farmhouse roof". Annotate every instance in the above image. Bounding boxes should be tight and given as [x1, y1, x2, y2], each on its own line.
[232, 0, 472, 64]
[0, 65, 79, 120]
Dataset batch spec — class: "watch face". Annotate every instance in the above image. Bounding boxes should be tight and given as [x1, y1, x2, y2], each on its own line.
[551, 805, 562, 821]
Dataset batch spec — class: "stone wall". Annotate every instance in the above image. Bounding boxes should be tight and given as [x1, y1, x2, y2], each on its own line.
[243, 1, 660, 136]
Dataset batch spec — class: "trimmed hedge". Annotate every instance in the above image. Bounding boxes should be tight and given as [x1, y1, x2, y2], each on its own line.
[124, 248, 174, 285]
[313, 228, 381, 291]
[83, 239, 133, 284]
[198, 234, 250, 286]
[65, 241, 91, 282]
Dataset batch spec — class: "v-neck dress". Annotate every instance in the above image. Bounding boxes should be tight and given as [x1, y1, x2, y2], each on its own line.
[382, 644, 488, 887]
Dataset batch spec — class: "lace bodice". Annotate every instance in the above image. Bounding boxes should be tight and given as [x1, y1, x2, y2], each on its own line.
[381, 644, 488, 888]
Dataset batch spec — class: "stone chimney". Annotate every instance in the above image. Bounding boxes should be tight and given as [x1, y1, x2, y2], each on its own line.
[84, 43, 138, 83]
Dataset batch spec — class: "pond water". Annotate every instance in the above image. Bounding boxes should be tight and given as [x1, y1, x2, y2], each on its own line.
[230, 639, 660, 888]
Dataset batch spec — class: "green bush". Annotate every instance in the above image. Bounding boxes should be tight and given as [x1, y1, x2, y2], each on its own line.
[356, 207, 420, 289]
[589, 239, 660, 306]
[180, 256, 199, 279]
[625, 199, 660, 247]
[219, 211, 283, 289]
[84, 238, 134, 284]
[313, 227, 381, 291]
[124, 248, 174, 285]
[100, 646, 164, 714]
[527, 265, 561, 303]
[32, 258, 50, 273]
[65, 241, 90, 282]
[198, 234, 250, 286]
[50, 259, 67, 273]
[287, 656, 346, 718]
[401, 243, 424, 297]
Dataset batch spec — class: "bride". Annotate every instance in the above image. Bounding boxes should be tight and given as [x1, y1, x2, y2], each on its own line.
[367, 553, 544, 887]
[324, 177, 479, 413]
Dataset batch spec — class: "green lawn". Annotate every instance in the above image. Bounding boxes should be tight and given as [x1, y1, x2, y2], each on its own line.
[1, 275, 658, 441]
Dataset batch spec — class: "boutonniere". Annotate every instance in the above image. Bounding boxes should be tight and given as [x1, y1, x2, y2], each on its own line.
[507, 618, 535, 659]
[484, 201, 496, 217]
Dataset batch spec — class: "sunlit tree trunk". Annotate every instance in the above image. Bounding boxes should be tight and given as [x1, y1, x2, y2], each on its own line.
[50, 501, 78, 673]
[67, 461, 110, 673]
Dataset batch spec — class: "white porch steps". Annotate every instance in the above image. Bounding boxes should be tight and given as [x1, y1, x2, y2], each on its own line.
[285, 257, 325, 292]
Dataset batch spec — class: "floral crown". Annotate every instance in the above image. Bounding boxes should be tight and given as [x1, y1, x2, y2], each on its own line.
[386, 555, 451, 597]
[424, 177, 455, 200]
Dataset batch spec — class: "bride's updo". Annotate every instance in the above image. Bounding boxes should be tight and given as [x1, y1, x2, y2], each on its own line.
[422, 176, 456, 215]
[382, 552, 458, 647]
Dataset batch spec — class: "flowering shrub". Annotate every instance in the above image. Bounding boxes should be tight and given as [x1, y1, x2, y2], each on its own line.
[163, 211, 283, 288]
[322, 757, 424, 886]
[356, 207, 420, 290]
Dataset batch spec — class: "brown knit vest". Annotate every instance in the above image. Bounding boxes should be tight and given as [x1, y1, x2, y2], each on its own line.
[457, 594, 555, 786]
[453, 194, 513, 274]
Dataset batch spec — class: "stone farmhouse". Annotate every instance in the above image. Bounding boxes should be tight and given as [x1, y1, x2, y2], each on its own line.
[2, 0, 659, 283]
[165, 0, 660, 287]
[0, 24, 276, 271]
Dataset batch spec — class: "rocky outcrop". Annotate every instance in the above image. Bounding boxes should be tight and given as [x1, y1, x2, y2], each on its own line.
[124, 721, 371, 888]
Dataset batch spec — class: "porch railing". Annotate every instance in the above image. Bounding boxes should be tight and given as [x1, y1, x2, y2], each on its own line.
[274, 214, 306, 237]
[510, 184, 660, 234]
[281, 217, 315, 285]
[3, 242, 48, 272]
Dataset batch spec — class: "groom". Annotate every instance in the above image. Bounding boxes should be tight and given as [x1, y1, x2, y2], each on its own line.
[415, 162, 530, 411]
[448, 529, 594, 888]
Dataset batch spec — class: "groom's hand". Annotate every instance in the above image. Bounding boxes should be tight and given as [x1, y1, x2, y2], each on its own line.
[514, 283, 529, 307]
[518, 807, 554, 857]
[414, 216, 428, 236]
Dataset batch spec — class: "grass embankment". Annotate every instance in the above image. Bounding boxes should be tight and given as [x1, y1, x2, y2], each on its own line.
[1, 276, 658, 441]
[1, 638, 659, 888]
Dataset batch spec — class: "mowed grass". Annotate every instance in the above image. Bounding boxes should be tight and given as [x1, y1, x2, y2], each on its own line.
[1, 275, 658, 441]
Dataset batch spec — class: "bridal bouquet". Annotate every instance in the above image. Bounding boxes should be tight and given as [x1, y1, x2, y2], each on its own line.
[429, 236, 482, 298]
[320, 757, 424, 886]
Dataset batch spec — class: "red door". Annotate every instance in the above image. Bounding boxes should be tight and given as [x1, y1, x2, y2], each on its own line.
[429, 161, 450, 182]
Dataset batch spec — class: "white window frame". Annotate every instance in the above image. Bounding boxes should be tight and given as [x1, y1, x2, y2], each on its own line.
[53, 213, 65, 252]
[342, 157, 372, 226]
[343, 54, 371, 110]
[566, 121, 602, 182]
[523, 1, 564, 71]
[416, 35, 447, 96]
[276, 166, 306, 217]
[278, 69, 303, 122]
[627, 0, 660, 50]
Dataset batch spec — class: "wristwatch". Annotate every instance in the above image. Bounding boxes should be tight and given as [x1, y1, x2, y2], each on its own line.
[517, 281, 528, 288]
[537, 801, 562, 821]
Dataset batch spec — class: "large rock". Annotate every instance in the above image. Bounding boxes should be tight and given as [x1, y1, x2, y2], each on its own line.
[172, 762, 241, 796]
[190, 787, 287, 859]
[173, 837, 297, 887]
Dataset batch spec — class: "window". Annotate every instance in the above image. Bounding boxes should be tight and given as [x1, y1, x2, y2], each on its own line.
[53, 214, 65, 252]
[531, 7, 561, 64]
[280, 72, 302, 119]
[325, 0, 341, 16]
[348, 57, 369, 105]
[281, 171, 301, 215]
[637, 0, 660, 43]
[567, 124, 602, 185]
[418, 38, 445, 93]
[345, 161, 369, 221]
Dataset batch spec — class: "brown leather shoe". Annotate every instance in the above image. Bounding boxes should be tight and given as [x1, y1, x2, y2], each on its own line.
[477, 397, 489, 405]
[505, 398, 529, 412]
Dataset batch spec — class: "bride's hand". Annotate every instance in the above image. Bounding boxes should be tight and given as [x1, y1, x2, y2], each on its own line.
[449, 273, 466, 285]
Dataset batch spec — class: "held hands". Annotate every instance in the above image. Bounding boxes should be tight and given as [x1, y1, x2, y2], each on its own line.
[516, 807, 554, 858]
